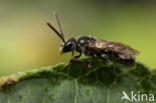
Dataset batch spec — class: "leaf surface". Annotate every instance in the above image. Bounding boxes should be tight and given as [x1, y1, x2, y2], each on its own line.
[0, 57, 155, 103]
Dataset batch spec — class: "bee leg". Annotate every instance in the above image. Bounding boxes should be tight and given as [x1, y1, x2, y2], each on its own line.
[96, 53, 114, 69]
[88, 60, 94, 70]
[68, 52, 82, 64]
[74, 52, 82, 59]
[102, 58, 114, 68]
[67, 51, 75, 64]
[107, 60, 114, 69]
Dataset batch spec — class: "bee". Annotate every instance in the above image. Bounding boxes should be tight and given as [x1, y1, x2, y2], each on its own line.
[47, 12, 139, 66]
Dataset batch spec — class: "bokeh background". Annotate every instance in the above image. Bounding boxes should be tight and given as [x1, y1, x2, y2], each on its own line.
[0, 0, 156, 76]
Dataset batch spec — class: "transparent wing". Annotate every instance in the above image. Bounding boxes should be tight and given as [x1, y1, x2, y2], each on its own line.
[85, 38, 140, 55]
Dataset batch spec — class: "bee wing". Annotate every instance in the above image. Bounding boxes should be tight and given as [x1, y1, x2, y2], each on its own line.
[85, 38, 140, 55]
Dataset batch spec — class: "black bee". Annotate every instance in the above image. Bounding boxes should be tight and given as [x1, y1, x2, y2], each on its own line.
[47, 12, 139, 66]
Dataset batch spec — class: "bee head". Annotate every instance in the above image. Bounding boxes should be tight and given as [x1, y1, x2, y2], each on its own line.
[46, 22, 76, 55]
[60, 38, 76, 54]
[47, 12, 77, 55]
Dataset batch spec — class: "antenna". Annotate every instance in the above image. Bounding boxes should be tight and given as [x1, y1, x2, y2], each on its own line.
[53, 11, 64, 38]
[47, 22, 65, 43]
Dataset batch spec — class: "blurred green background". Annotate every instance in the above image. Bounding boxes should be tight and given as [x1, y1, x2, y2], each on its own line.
[0, 0, 156, 76]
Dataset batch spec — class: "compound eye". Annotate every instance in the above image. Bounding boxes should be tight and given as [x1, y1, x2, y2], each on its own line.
[62, 42, 75, 52]
[65, 42, 73, 50]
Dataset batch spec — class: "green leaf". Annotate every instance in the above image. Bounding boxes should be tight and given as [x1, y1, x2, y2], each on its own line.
[0, 57, 156, 103]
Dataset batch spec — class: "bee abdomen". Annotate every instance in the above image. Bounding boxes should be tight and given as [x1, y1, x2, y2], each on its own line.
[118, 58, 135, 66]
[105, 51, 135, 66]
